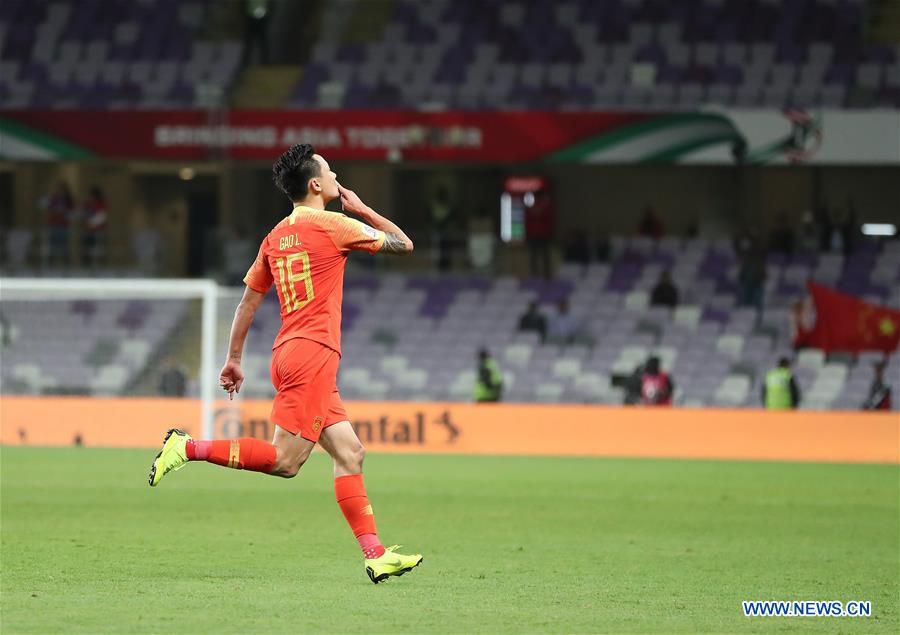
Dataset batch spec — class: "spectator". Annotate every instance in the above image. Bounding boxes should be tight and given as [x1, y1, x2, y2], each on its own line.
[734, 226, 760, 258]
[517, 300, 547, 342]
[467, 209, 496, 270]
[797, 211, 819, 255]
[841, 201, 859, 256]
[639, 356, 674, 406]
[562, 230, 591, 267]
[684, 217, 700, 239]
[546, 298, 580, 344]
[769, 212, 795, 256]
[637, 206, 665, 239]
[525, 189, 554, 278]
[40, 181, 75, 267]
[594, 232, 611, 263]
[789, 298, 816, 349]
[862, 361, 892, 410]
[83, 185, 109, 267]
[241, 0, 272, 66]
[827, 211, 846, 253]
[159, 358, 189, 397]
[734, 228, 766, 312]
[623, 366, 643, 405]
[762, 357, 801, 409]
[814, 201, 834, 252]
[650, 269, 679, 308]
[474, 349, 503, 403]
[429, 186, 456, 272]
[0, 311, 17, 348]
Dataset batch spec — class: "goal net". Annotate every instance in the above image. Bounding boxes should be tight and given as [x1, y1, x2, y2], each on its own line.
[0, 278, 220, 443]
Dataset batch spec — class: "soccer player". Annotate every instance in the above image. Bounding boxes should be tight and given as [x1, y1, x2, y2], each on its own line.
[148, 144, 422, 584]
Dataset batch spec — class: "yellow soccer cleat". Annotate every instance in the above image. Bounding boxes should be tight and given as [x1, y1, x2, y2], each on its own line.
[365, 545, 423, 584]
[148, 428, 190, 487]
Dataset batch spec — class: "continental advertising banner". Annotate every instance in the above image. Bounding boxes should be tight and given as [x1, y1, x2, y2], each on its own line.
[1, 397, 897, 464]
[1, 109, 897, 164]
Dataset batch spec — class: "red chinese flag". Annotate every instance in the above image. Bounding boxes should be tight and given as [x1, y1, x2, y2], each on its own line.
[804, 282, 900, 353]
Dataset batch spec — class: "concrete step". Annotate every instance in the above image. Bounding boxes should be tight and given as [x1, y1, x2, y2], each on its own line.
[344, 0, 394, 44]
[231, 65, 302, 108]
[868, 0, 900, 43]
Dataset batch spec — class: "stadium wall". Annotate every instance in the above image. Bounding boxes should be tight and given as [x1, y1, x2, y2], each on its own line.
[1, 397, 896, 464]
[7, 160, 900, 247]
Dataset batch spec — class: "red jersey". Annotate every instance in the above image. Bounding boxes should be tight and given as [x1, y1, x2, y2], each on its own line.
[86, 200, 108, 233]
[243, 206, 385, 353]
[525, 197, 554, 240]
[640, 372, 673, 406]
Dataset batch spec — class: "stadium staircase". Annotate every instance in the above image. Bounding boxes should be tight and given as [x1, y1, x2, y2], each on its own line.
[232, 66, 303, 107]
[197, 0, 243, 41]
[129, 302, 202, 396]
[343, 0, 395, 44]
[869, 0, 900, 43]
[229, 0, 327, 107]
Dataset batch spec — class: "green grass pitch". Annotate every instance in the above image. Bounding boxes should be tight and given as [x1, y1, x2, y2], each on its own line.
[1, 447, 897, 633]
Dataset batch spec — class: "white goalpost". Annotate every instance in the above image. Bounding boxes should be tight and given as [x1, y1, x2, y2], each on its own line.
[0, 278, 219, 438]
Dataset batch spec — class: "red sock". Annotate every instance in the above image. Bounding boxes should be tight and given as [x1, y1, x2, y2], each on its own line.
[186, 438, 276, 474]
[335, 474, 385, 559]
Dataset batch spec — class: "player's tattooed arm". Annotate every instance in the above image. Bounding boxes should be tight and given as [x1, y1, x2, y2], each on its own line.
[339, 184, 414, 254]
[380, 231, 413, 254]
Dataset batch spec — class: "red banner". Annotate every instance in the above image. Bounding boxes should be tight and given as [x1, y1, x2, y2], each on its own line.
[0, 109, 648, 162]
[800, 282, 900, 353]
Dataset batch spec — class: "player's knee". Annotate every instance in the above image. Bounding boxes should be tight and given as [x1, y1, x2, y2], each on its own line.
[273, 461, 295, 478]
[277, 459, 303, 478]
[354, 443, 366, 468]
[273, 453, 306, 478]
[339, 443, 366, 473]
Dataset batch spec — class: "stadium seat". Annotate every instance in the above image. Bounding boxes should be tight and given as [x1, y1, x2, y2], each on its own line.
[796, 349, 826, 370]
[573, 373, 610, 402]
[714, 375, 751, 406]
[397, 368, 429, 392]
[119, 339, 151, 368]
[535, 383, 565, 403]
[379, 355, 409, 376]
[624, 291, 650, 312]
[551, 358, 582, 380]
[90, 364, 128, 395]
[716, 334, 745, 360]
[673, 306, 702, 330]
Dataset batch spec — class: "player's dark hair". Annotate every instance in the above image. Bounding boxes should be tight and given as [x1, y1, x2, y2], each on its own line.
[778, 356, 791, 367]
[272, 144, 321, 201]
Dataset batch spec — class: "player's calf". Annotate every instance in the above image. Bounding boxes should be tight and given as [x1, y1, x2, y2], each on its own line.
[184, 437, 278, 474]
[148, 432, 301, 485]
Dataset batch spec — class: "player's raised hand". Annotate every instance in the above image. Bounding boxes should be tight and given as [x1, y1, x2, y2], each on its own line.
[338, 183, 369, 217]
[219, 359, 244, 400]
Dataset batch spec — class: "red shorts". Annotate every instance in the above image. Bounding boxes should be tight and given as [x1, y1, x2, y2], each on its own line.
[269, 337, 348, 442]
